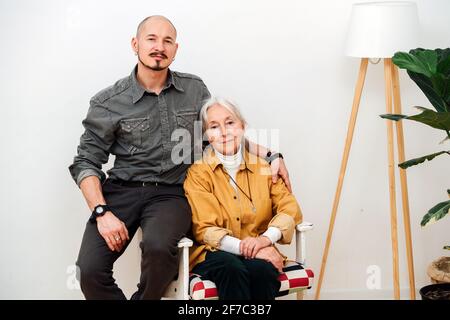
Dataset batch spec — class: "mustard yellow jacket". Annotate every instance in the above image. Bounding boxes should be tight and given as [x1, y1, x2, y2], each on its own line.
[184, 147, 302, 270]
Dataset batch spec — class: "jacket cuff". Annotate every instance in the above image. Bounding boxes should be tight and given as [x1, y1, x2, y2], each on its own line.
[268, 213, 296, 244]
[204, 227, 232, 248]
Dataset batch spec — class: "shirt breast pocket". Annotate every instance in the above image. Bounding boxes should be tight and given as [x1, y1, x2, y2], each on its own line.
[119, 117, 150, 149]
[175, 110, 198, 131]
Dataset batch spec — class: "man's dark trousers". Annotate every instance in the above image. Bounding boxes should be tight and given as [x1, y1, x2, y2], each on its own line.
[76, 178, 191, 299]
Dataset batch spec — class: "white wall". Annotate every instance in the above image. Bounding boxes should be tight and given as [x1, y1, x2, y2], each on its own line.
[0, 0, 448, 299]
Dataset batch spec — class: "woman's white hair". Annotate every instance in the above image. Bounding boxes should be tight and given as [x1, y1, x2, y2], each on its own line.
[199, 97, 247, 132]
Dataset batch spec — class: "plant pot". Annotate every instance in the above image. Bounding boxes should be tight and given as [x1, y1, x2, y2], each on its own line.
[419, 256, 450, 300]
[427, 256, 450, 284]
[419, 283, 450, 300]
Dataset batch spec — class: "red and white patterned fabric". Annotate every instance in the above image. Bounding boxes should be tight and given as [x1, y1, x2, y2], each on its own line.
[189, 261, 314, 300]
[189, 274, 219, 300]
[277, 261, 314, 296]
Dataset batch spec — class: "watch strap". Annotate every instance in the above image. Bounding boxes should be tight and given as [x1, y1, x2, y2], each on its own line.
[90, 204, 110, 222]
[266, 152, 283, 164]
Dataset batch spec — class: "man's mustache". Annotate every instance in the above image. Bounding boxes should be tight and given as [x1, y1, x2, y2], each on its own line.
[150, 52, 167, 59]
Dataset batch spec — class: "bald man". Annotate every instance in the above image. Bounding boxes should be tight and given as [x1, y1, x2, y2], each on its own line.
[69, 15, 290, 300]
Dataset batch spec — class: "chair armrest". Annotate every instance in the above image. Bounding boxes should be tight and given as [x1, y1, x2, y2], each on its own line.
[178, 237, 193, 248]
[296, 222, 314, 233]
[175, 237, 193, 299]
[295, 222, 313, 265]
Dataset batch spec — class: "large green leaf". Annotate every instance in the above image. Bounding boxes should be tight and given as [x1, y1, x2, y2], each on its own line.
[393, 48, 450, 113]
[398, 150, 450, 169]
[421, 200, 450, 227]
[436, 49, 450, 107]
[409, 48, 449, 112]
[407, 107, 450, 130]
[393, 51, 437, 77]
[380, 108, 450, 131]
[436, 48, 450, 76]
[431, 73, 446, 97]
[379, 114, 408, 121]
[407, 71, 448, 112]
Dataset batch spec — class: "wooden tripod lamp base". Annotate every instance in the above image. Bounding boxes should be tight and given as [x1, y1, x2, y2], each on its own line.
[314, 58, 416, 300]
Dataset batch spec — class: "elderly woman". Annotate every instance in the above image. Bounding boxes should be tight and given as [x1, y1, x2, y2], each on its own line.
[183, 97, 302, 300]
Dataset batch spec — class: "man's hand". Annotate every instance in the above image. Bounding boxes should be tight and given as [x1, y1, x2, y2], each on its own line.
[78, 176, 129, 252]
[240, 236, 272, 259]
[255, 246, 284, 273]
[270, 157, 292, 193]
[244, 139, 292, 192]
[96, 212, 130, 252]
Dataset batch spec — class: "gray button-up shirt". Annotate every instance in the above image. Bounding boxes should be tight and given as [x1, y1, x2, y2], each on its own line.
[69, 66, 211, 186]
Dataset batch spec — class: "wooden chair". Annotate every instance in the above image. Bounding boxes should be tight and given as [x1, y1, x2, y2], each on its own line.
[163, 222, 314, 300]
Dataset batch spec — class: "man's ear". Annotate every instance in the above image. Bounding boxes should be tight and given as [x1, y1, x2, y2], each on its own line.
[173, 42, 179, 58]
[131, 37, 138, 54]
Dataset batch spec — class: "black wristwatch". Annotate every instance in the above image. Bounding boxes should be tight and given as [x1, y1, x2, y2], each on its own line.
[265, 151, 284, 164]
[90, 204, 111, 222]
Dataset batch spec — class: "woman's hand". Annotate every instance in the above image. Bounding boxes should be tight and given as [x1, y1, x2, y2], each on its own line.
[240, 236, 272, 258]
[255, 246, 284, 273]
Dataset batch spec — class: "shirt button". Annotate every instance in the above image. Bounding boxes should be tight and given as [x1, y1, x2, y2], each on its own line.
[236, 217, 240, 221]
[233, 196, 237, 199]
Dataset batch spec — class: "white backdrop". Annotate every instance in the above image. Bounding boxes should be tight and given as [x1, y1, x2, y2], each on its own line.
[0, 0, 449, 299]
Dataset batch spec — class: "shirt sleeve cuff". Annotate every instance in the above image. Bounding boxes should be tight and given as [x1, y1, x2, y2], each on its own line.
[219, 236, 241, 255]
[76, 169, 102, 187]
[262, 226, 282, 244]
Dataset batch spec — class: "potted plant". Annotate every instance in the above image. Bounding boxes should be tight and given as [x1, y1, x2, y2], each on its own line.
[380, 48, 450, 300]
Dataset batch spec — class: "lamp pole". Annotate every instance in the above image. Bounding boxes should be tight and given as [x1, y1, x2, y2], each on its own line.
[314, 58, 416, 300]
[314, 1, 419, 300]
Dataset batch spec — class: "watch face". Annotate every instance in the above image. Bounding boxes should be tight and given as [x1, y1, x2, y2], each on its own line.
[96, 206, 104, 214]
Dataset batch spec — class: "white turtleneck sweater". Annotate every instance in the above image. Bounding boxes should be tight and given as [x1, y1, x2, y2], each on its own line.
[214, 145, 242, 191]
[214, 146, 281, 255]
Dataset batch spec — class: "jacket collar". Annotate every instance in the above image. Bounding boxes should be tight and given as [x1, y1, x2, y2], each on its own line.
[203, 145, 258, 174]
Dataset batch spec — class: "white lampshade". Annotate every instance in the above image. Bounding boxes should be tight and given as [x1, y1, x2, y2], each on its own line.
[345, 1, 420, 58]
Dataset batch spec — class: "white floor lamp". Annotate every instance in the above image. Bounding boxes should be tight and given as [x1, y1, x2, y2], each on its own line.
[315, 1, 420, 300]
